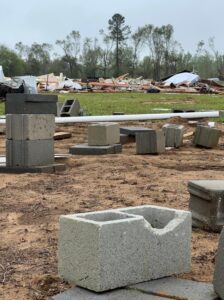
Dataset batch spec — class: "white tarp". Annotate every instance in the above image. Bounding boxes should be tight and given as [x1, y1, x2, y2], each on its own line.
[0, 66, 5, 82]
[163, 72, 200, 86]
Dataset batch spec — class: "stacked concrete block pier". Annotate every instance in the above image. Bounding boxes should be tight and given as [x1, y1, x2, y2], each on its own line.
[69, 122, 122, 155]
[188, 180, 224, 232]
[1, 94, 65, 173]
[58, 205, 191, 292]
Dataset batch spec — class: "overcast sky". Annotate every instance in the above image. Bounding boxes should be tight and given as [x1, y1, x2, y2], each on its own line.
[1, 0, 223, 54]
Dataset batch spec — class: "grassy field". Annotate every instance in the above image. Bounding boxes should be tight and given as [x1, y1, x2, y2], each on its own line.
[1, 92, 224, 117]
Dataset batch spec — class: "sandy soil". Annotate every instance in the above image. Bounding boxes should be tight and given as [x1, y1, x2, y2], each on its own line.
[0, 119, 223, 300]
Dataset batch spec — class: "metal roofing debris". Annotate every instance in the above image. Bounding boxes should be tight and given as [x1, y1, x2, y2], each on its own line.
[163, 72, 200, 86]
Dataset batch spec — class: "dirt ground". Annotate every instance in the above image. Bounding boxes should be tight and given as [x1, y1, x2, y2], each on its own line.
[0, 118, 223, 300]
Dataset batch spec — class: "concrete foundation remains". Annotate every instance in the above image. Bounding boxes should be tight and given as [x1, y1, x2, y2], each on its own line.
[5, 94, 58, 115]
[60, 99, 80, 117]
[162, 124, 184, 148]
[88, 123, 120, 146]
[69, 143, 122, 155]
[6, 114, 55, 140]
[193, 125, 221, 148]
[136, 129, 165, 154]
[120, 134, 135, 144]
[6, 139, 54, 167]
[58, 205, 191, 292]
[213, 227, 224, 299]
[120, 127, 150, 137]
[188, 180, 224, 232]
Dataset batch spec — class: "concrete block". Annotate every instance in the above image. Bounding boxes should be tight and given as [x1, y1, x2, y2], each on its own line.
[88, 123, 120, 146]
[188, 180, 224, 232]
[5, 94, 58, 115]
[0, 163, 65, 173]
[130, 277, 216, 300]
[69, 143, 122, 155]
[193, 125, 221, 148]
[60, 99, 80, 117]
[58, 205, 191, 292]
[162, 124, 184, 148]
[6, 114, 55, 140]
[136, 130, 165, 154]
[213, 227, 224, 299]
[6, 139, 54, 167]
[120, 127, 150, 137]
[120, 134, 135, 144]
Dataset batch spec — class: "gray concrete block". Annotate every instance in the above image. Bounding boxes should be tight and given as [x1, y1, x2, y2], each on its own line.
[130, 277, 216, 300]
[120, 134, 135, 144]
[58, 205, 191, 292]
[5, 94, 58, 115]
[60, 99, 80, 117]
[88, 123, 120, 146]
[188, 180, 224, 232]
[6, 139, 54, 167]
[193, 125, 221, 148]
[213, 227, 224, 299]
[120, 127, 150, 136]
[162, 124, 184, 148]
[69, 143, 122, 155]
[0, 163, 65, 173]
[6, 114, 55, 140]
[136, 130, 165, 154]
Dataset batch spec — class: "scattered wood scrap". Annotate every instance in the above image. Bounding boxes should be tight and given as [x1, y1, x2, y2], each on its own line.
[54, 132, 71, 140]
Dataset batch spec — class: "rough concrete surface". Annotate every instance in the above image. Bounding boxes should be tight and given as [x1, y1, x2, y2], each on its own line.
[6, 114, 55, 140]
[88, 123, 120, 146]
[193, 125, 221, 148]
[213, 227, 224, 299]
[162, 124, 184, 148]
[69, 143, 122, 155]
[136, 130, 165, 154]
[58, 205, 191, 292]
[188, 180, 224, 232]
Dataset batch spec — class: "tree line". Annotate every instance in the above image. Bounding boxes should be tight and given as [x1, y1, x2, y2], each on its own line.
[1, 13, 224, 80]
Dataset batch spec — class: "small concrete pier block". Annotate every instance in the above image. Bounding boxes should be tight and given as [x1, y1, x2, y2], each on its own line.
[188, 180, 224, 232]
[193, 125, 221, 148]
[136, 129, 165, 154]
[213, 227, 224, 299]
[58, 205, 191, 292]
[88, 123, 120, 146]
[6, 139, 54, 167]
[69, 143, 122, 155]
[120, 127, 150, 137]
[6, 114, 55, 140]
[162, 124, 184, 148]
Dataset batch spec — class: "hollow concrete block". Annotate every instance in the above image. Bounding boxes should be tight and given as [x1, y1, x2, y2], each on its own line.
[213, 227, 224, 299]
[60, 99, 80, 117]
[188, 180, 224, 232]
[136, 129, 165, 154]
[162, 124, 184, 148]
[88, 123, 120, 146]
[6, 139, 54, 167]
[6, 114, 55, 140]
[193, 125, 221, 148]
[58, 205, 191, 292]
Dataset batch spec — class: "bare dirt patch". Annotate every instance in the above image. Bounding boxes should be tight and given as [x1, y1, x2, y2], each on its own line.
[0, 120, 223, 299]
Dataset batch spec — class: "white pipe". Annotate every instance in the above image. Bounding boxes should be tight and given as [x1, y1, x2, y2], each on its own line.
[0, 111, 220, 124]
[55, 111, 220, 123]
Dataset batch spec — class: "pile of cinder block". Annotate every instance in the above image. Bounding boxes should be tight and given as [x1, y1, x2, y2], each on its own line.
[136, 129, 165, 154]
[188, 180, 224, 232]
[193, 125, 221, 148]
[58, 205, 191, 292]
[162, 124, 184, 148]
[69, 123, 122, 155]
[1, 94, 65, 173]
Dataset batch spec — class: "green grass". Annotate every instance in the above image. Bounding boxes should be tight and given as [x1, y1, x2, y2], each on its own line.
[1, 92, 224, 120]
[58, 92, 224, 117]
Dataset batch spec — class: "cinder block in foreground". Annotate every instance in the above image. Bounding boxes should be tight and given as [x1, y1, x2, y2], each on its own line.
[162, 124, 184, 148]
[58, 205, 191, 292]
[6, 114, 55, 140]
[213, 227, 224, 299]
[188, 180, 224, 232]
[5, 94, 58, 115]
[193, 125, 221, 148]
[136, 130, 165, 154]
[6, 139, 54, 167]
[88, 123, 120, 146]
[69, 143, 122, 155]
